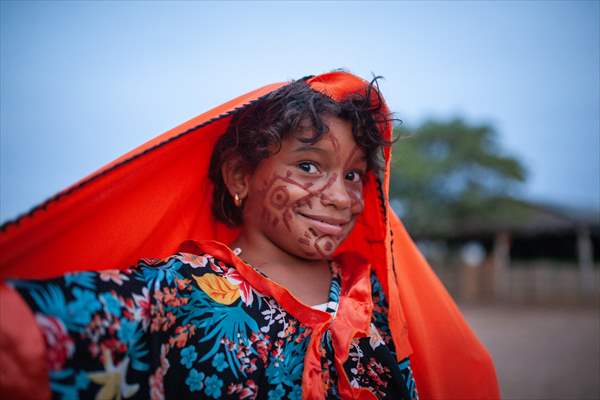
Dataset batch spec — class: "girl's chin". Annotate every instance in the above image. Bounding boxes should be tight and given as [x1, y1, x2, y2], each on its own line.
[295, 240, 341, 260]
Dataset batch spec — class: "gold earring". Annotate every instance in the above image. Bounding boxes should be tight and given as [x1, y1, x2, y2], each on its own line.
[234, 193, 242, 207]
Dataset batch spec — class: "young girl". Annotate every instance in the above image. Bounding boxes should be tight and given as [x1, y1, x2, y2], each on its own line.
[0, 71, 499, 400]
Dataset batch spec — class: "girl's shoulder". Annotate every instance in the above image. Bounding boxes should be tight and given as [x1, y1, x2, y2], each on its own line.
[7, 250, 234, 294]
[4, 250, 245, 333]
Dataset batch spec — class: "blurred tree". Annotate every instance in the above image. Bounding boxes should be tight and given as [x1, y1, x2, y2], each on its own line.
[390, 118, 528, 237]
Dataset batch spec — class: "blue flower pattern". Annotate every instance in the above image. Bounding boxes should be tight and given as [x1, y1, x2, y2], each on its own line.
[185, 368, 204, 392]
[181, 345, 198, 369]
[204, 374, 223, 398]
[211, 352, 228, 372]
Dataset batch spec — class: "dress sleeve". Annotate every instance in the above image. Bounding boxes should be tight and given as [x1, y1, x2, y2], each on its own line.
[0, 283, 50, 399]
[3, 266, 152, 400]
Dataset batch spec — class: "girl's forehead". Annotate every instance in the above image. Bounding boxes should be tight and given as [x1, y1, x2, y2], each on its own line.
[278, 130, 365, 169]
[291, 117, 359, 150]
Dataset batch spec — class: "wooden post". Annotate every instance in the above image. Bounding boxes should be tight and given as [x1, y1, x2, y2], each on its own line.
[493, 231, 511, 302]
[493, 231, 511, 270]
[577, 226, 594, 294]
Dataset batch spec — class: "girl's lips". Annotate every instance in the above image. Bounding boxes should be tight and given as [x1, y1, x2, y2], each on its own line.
[297, 212, 350, 236]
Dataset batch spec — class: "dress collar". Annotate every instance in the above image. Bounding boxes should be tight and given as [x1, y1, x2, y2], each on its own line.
[177, 239, 375, 400]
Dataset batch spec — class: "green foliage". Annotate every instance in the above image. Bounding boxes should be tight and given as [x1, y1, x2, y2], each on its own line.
[390, 118, 528, 237]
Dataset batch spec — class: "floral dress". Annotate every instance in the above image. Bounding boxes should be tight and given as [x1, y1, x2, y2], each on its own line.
[8, 244, 418, 400]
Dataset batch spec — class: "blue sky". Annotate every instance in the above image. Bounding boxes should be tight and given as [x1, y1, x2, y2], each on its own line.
[1, 1, 599, 223]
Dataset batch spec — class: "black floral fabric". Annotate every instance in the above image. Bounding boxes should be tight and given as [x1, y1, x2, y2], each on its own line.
[9, 250, 418, 399]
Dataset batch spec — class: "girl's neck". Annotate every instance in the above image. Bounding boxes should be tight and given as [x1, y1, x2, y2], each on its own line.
[232, 233, 323, 270]
[230, 232, 332, 306]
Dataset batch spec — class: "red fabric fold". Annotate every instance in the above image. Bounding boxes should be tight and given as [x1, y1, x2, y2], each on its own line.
[390, 213, 500, 399]
[329, 253, 376, 400]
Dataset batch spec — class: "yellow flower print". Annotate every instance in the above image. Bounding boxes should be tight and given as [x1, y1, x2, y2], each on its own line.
[193, 273, 240, 305]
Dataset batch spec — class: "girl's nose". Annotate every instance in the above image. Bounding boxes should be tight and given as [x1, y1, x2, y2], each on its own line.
[320, 174, 352, 209]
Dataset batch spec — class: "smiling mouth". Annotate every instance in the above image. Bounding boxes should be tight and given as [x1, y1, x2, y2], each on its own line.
[297, 212, 351, 236]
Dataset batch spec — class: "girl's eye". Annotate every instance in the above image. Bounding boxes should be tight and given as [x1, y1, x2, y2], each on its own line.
[297, 162, 319, 174]
[345, 170, 363, 183]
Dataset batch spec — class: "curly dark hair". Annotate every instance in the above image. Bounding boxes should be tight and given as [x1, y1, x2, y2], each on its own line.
[208, 75, 395, 226]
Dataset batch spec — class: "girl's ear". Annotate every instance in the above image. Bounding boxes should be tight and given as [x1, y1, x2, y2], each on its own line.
[221, 157, 250, 201]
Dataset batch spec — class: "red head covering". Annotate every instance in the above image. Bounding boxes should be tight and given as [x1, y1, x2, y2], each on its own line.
[0, 71, 499, 399]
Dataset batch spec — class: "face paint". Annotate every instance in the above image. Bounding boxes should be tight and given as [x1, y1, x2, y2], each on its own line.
[258, 171, 344, 257]
[241, 115, 367, 261]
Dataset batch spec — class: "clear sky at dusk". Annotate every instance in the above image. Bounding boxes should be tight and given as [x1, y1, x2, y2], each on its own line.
[1, 1, 599, 223]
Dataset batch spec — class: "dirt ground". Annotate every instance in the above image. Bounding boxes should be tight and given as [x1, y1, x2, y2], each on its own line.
[461, 304, 600, 400]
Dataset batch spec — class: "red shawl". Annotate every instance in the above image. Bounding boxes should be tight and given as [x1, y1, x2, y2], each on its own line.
[0, 71, 499, 399]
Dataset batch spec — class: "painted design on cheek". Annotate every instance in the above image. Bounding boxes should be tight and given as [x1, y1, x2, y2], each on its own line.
[302, 177, 336, 215]
[255, 139, 365, 259]
[297, 229, 317, 256]
[270, 186, 290, 210]
[298, 237, 310, 246]
[314, 236, 335, 257]
[257, 169, 348, 258]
